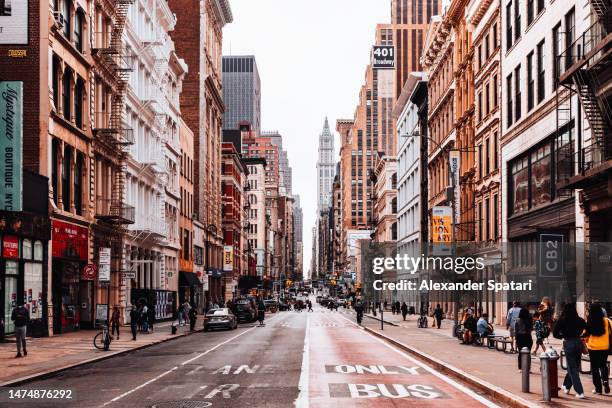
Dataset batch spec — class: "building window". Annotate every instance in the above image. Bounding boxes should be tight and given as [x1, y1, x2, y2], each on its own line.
[52, 139, 59, 205]
[493, 23, 498, 49]
[552, 23, 561, 84]
[478, 144, 483, 179]
[531, 144, 552, 208]
[493, 132, 499, 170]
[485, 83, 490, 115]
[493, 194, 499, 240]
[62, 0, 71, 39]
[564, 8, 575, 70]
[510, 156, 528, 214]
[506, 1, 513, 51]
[478, 201, 483, 240]
[485, 138, 490, 174]
[527, 51, 534, 111]
[537, 40, 545, 102]
[63, 67, 72, 121]
[485, 34, 490, 59]
[183, 229, 190, 260]
[62, 145, 72, 212]
[74, 153, 83, 215]
[514, 65, 521, 121]
[75, 77, 84, 128]
[514, 0, 521, 41]
[527, 0, 534, 26]
[74, 9, 84, 53]
[484, 197, 490, 241]
[478, 91, 483, 122]
[537, 0, 544, 14]
[506, 73, 513, 127]
[52, 55, 59, 110]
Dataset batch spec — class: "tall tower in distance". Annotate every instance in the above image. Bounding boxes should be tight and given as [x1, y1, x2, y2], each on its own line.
[317, 117, 335, 211]
[222, 55, 261, 133]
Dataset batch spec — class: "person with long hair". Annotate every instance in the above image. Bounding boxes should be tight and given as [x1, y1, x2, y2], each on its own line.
[553, 303, 587, 399]
[515, 308, 533, 371]
[584, 303, 611, 394]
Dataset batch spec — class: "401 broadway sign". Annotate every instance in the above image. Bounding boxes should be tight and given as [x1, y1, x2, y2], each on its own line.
[0, 81, 22, 211]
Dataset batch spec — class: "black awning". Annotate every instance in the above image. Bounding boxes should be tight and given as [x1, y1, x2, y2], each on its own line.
[179, 271, 201, 287]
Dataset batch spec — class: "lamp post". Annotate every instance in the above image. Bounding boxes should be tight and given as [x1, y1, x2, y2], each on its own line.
[205, 223, 217, 305]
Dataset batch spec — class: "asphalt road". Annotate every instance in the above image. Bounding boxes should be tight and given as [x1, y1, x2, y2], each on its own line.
[5, 301, 501, 408]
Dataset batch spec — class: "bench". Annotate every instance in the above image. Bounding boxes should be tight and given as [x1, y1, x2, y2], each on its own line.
[485, 335, 514, 353]
[560, 351, 611, 377]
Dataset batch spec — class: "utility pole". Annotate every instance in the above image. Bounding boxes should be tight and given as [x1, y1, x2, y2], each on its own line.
[449, 150, 459, 335]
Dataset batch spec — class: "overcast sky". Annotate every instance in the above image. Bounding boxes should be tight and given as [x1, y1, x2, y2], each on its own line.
[223, 0, 390, 278]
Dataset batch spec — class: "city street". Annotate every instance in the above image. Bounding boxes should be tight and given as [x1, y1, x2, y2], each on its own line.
[8, 301, 499, 408]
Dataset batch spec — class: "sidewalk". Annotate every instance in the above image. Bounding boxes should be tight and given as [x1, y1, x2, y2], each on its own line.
[362, 312, 610, 407]
[0, 317, 204, 386]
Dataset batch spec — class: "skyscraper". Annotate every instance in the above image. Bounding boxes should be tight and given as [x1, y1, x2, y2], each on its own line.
[261, 130, 292, 195]
[317, 117, 335, 211]
[222, 55, 261, 133]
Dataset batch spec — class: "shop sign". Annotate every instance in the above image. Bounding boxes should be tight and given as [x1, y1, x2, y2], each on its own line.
[2, 234, 18, 258]
[0, 1, 28, 44]
[82, 264, 97, 280]
[372, 45, 394, 69]
[202, 274, 209, 291]
[52, 220, 88, 260]
[122, 271, 136, 279]
[538, 233, 564, 278]
[0, 81, 23, 211]
[223, 245, 233, 272]
[98, 247, 111, 282]
[449, 150, 460, 223]
[95, 304, 108, 324]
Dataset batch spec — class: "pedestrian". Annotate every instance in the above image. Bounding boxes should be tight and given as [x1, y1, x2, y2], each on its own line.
[182, 301, 191, 326]
[148, 303, 155, 332]
[477, 313, 493, 337]
[514, 308, 533, 371]
[433, 304, 444, 329]
[307, 300, 313, 312]
[141, 302, 149, 333]
[129, 305, 139, 341]
[137, 302, 144, 332]
[11, 303, 29, 358]
[178, 303, 185, 326]
[395, 301, 400, 316]
[384, 300, 388, 311]
[462, 309, 477, 344]
[538, 296, 554, 330]
[553, 303, 586, 399]
[533, 311, 549, 355]
[401, 302, 408, 321]
[506, 301, 521, 352]
[110, 306, 120, 340]
[257, 297, 266, 326]
[584, 303, 611, 395]
[391, 302, 396, 314]
[188, 303, 197, 331]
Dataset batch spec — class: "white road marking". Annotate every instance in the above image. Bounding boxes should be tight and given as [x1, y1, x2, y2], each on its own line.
[336, 314, 501, 408]
[101, 313, 282, 407]
[295, 311, 310, 408]
[101, 366, 178, 407]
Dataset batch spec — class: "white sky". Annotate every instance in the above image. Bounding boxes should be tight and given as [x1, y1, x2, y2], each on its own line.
[223, 0, 391, 278]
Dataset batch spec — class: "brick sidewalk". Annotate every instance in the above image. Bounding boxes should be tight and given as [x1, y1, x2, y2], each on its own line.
[0, 317, 204, 386]
[362, 312, 610, 407]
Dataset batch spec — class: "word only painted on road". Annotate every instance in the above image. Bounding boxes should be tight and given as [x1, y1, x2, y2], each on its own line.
[329, 383, 447, 399]
[326, 365, 421, 375]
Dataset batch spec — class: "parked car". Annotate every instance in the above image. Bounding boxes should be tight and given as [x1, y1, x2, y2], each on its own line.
[234, 299, 256, 322]
[204, 308, 238, 331]
[278, 300, 291, 311]
[320, 296, 330, 306]
[264, 299, 278, 312]
[316, 295, 323, 304]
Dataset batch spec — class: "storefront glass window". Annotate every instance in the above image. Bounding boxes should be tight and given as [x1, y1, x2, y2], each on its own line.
[34, 241, 44, 261]
[511, 157, 529, 214]
[25, 263, 44, 320]
[531, 144, 552, 208]
[4, 262, 19, 334]
[22, 239, 32, 260]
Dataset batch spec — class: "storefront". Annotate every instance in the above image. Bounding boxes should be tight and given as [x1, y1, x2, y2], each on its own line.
[51, 220, 92, 333]
[130, 288, 175, 321]
[179, 271, 202, 306]
[0, 211, 51, 341]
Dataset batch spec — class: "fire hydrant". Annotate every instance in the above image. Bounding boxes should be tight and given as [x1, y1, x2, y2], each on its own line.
[539, 346, 560, 401]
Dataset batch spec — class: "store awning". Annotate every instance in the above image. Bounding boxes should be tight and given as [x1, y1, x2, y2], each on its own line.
[179, 271, 201, 287]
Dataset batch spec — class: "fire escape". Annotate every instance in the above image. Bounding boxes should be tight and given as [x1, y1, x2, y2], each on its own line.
[556, 1, 612, 189]
[92, 0, 135, 225]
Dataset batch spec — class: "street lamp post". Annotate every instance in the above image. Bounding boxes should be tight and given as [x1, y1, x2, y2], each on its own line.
[205, 223, 217, 305]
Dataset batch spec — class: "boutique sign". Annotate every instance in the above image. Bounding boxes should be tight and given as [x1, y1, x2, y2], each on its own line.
[0, 81, 22, 211]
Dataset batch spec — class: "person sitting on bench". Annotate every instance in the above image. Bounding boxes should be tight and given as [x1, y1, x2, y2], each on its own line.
[477, 313, 493, 338]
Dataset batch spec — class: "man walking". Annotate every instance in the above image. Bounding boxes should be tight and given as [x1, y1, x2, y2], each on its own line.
[11, 303, 30, 358]
[307, 299, 313, 312]
[506, 301, 522, 352]
[129, 305, 139, 341]
[188, 303, 197, 331]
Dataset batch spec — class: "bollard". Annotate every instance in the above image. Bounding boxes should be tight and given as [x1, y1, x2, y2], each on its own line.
[540, 352, 551, 401]
[521, 347, 531, 392]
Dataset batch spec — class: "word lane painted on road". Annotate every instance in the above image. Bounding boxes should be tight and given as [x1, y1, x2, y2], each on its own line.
[329, 383, 448, 399]
[325, 365, 423, 375]
[212, 364, 279, 374]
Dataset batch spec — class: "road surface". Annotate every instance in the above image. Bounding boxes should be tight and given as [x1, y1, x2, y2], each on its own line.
[7, 301, 501, 407]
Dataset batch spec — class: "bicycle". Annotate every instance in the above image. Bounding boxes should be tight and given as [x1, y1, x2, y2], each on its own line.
[93, 324, 112, 351]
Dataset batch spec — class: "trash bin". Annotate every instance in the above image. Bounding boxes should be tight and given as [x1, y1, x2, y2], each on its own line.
[539, 346, 560, 401]
[171, 323, 178, 335]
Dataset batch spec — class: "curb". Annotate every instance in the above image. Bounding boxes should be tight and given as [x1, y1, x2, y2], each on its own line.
[1, 327, 205, 387]
[363, 326, 542, 408]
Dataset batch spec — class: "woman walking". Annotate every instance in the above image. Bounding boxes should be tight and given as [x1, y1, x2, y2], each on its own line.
[584, 303, 611, 395]
[401, 302, 408, 321]
[514, 308, 533, 371]
[553, 303, 587, 399]
[110, 306, 120, 340]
